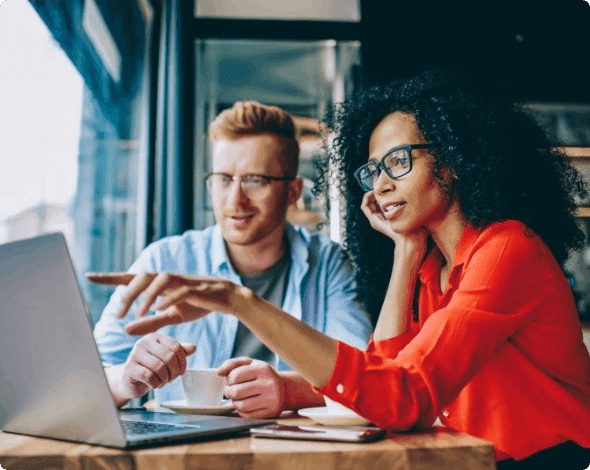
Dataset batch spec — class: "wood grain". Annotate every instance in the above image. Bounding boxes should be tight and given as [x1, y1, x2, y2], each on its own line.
[0, 418, 495, 470]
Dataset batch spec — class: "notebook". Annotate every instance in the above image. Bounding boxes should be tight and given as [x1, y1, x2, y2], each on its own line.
[0, 232, 270, 448]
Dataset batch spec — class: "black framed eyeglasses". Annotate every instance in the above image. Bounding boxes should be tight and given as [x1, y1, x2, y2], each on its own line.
[205, 173, 294, 199]
[354, 144, 431, 191]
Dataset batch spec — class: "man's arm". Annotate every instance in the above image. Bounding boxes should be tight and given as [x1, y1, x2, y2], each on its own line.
[93, 284, 141, 367]
[104, 364, 136, 408]
[94, 241, 199, 406]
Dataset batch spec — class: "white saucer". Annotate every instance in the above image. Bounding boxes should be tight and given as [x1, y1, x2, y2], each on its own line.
[298, 407, 372, 426]
[161, 400, 234, 416]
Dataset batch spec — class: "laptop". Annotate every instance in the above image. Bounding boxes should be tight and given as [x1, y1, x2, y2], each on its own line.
[0, 232, 271, 448]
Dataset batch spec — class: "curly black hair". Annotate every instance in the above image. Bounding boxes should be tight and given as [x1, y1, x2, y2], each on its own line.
[314, 70, 588, 323]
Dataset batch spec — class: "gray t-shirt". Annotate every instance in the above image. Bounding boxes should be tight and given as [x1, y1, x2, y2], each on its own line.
[231, 253, 291, 365]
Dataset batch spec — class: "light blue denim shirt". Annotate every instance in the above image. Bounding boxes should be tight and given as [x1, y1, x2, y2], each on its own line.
[93, 223, 372, 404]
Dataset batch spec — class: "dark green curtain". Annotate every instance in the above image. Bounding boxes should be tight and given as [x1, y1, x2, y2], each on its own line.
[147, 0, 195, 242]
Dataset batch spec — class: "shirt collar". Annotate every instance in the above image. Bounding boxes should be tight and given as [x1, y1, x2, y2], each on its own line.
[419, 223, 482, 288]
[452, 223, 481, 268]
[211, 224, 232, 274]
[284, 222, 310, 272]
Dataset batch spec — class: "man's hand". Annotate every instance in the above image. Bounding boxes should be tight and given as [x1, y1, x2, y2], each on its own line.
[108, 332, 196, 404]
[217, 357, 285, 419]
[86, 272, 252, 335]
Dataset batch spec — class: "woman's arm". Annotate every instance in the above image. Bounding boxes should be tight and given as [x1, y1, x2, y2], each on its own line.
[229, 287, 338, 388]
[359, 191, 428, 342]
[373, 237, 426, 341]
[87, 272, 338, 388]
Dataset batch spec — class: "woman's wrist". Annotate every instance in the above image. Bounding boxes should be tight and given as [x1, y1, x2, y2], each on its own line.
[392, 249, 422, 279]
[230, 284, 259, 320]
[393, 238, 426, 275]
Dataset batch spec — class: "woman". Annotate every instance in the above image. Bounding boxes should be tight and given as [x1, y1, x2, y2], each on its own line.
[89, 71, 590, 468]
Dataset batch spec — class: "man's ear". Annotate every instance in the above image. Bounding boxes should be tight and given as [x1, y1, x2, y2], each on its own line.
[287, 177, 304, 206]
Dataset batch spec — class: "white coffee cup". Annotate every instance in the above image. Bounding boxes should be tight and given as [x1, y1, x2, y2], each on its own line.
[324, 396, 361, 416]
[181, 368, 225, 407]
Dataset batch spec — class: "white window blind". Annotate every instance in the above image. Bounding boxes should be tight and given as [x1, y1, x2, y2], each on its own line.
[195, 0, 360, 22]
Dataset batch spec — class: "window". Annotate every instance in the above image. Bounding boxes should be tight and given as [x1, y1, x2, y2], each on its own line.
[0, 0, 83, 246]
[0, 0, 151, 324]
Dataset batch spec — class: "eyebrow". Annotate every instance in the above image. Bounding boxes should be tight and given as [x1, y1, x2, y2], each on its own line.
[369, 145, 404, 162]
[369, 143, 429, 162]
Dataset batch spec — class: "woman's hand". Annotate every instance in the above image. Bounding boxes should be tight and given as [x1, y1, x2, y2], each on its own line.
[360, 190, 428, 265]
[86, 272, 253, 335]
[360, 191, 399, 240]
[393, 229, 429, 272]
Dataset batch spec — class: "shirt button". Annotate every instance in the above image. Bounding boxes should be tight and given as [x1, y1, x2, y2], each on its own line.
[442, 409, 449, 418]
[336, 384, 345, 394]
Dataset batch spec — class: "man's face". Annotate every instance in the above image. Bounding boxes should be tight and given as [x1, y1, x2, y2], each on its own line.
[210, 133, 301, 249]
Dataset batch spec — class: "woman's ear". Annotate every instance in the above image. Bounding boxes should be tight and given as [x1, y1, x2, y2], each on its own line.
[439, 163, 458, 181]
[437, 165, 459, 198]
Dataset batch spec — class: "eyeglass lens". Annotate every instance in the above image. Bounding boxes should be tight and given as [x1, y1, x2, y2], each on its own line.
[357, 148, 411, 190]
[206, 174, 271, 199]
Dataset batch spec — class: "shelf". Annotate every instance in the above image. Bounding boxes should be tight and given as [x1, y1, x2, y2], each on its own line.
[575, 207, 590, 218]
[560, 147, 590, 158]
[561, 148, 590, 216]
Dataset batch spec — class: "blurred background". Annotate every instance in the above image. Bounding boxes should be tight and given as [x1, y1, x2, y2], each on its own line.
[1, 0, 590, 346]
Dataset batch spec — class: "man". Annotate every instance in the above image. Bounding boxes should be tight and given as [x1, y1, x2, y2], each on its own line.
[93, 101, 372, 418]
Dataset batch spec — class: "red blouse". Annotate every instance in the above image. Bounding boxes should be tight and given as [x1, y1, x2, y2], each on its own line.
[318, 221, 590, 460]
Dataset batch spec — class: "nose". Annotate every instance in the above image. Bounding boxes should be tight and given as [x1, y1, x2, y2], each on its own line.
[373, 167, 394, 195]
[225, 178, 249, 207]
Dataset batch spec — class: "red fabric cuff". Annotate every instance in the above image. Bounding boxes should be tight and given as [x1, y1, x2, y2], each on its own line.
[312, 341, 362, 403]
[365, 330, 416, 357]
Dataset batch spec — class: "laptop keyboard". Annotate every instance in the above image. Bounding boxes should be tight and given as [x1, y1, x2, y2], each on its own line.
[121, 420, 200, 436]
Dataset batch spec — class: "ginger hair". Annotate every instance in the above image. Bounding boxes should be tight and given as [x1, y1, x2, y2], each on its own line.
[209, 101, 300, 175]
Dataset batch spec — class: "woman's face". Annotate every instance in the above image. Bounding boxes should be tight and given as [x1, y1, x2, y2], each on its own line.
[367, 112, 455, 235]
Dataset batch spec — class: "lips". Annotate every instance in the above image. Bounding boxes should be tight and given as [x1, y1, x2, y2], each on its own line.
[380, 201, 405, 220]
[226, 214, 255, 227]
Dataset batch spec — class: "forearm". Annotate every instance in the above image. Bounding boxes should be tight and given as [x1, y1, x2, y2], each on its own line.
[104, 364, 132, 408]
[373, 247, 422, 342]
[279, 371, 327, 411]
[235, 289, 337, 388]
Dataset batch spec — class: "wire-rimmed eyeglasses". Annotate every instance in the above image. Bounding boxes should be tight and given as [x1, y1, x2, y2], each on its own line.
[205, 173, 294, 199]
[354, 144, 431, 191]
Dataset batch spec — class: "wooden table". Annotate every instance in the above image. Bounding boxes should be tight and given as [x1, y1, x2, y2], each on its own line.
[0, 415, 495, 470]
